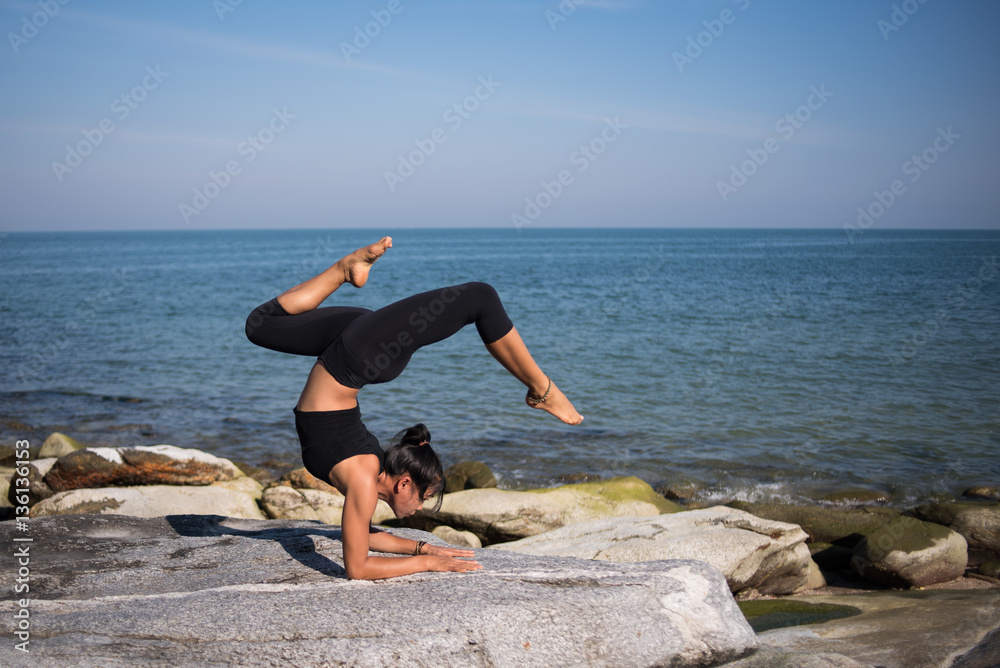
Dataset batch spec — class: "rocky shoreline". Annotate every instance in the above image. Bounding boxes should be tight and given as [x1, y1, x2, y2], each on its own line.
[2, 433, 998, 667]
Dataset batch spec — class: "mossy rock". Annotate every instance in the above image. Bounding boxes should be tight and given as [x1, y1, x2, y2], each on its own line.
[531, 476, 683, 515]
[963, 486, 1000, 501]
[557, 472, 602, 484]
[407, 476, 681, 545]
[912, 501, 1000, 558]
[444, 461, 497, 494]
[819, 488, 889, 505]
[852, 516, 968, 588]
[737, 599, 861, 634]
[38, 432, 86, 459]
[728, 501, 900, 547]
[655, 480, 701, 501]
[234, 461, 275, 485]
[0, 445, 16, 465]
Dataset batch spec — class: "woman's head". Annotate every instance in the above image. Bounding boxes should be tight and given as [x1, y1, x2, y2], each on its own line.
[384, 423, 444, 515]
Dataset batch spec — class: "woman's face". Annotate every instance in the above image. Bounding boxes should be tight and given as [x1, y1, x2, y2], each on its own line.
[390, 478, 426, 518]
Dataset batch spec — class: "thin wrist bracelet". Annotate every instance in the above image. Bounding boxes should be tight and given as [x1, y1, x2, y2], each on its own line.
[413, 541, 426, 555]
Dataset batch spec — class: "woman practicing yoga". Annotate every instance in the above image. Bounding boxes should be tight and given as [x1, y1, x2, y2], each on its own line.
[246, 237, 582, 580]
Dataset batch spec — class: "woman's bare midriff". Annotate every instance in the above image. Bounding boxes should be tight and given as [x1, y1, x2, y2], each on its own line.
[296, 361, 360, 411]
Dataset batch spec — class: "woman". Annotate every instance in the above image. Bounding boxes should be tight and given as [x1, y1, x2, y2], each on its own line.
[245, 237, 582, 580]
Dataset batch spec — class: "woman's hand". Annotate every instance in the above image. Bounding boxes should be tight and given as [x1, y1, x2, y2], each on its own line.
[421, 554, 482, 573]
[423, 543, 477, 559]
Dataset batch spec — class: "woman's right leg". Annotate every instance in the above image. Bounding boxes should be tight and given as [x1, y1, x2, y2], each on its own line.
[276, 236, 392, 314]
[485, 327, 583, 425]
[245, 237, 392, 356]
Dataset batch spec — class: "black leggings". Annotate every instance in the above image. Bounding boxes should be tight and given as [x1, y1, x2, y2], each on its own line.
[245, 282, 514, 389]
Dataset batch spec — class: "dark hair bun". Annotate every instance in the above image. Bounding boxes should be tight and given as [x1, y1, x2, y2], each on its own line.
[399, 423, 431, 446]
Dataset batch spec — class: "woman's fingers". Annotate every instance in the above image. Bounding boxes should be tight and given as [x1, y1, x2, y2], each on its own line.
[428, 545, 476, 558]
[426, 555, 482, 572]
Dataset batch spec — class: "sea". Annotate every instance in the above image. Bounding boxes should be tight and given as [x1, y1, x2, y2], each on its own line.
[1, 228, 997, 507]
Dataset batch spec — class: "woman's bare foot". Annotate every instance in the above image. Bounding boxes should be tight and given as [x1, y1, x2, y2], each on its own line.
[526, 378, 583, 425]
[340, 236, 392, 288]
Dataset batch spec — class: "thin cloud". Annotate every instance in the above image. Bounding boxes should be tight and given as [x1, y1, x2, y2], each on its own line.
[499, 99, 842, 145]
[499, 102, 768, 140]
[56, 8, 408, 78]
[576, 0, 640, 10]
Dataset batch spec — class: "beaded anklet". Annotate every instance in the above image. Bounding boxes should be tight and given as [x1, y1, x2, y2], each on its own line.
[526, 377, 552, 406]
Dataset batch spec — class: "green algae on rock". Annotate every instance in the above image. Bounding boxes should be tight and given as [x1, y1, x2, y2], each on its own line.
[727, 501, 900, 546]
[737, 599, 861, 634]
[851, 516, 967, 588]
[912, 500, 1000, 558]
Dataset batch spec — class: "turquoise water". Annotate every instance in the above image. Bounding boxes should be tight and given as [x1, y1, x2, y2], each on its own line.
[1, 228, 997, 505]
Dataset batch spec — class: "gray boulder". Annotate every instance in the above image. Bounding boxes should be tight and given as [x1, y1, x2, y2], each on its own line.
[38, 432, 86, 459]
[963, 486, 1000, 501]
[0, 514, 758, 667]
[851, 516, 968, 588]
[444, 460, 497, 493]
[5, 458, 56, 506]
[912, 501, 1000, 558]
[727, 501, 900, 546]
[432, 525, 483, 548]
[493, 506, 819, 595]
[260, 484, 394, 525]
[0, 468, 12, 508]
[30, 484, 266, 520]
[416, 476, 681, 544]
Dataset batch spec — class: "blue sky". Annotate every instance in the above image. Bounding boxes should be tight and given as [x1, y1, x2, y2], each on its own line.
[1, 0, 997, 231]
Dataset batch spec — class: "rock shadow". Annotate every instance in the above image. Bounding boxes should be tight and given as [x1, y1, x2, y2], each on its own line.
[165, 514, 348, 578]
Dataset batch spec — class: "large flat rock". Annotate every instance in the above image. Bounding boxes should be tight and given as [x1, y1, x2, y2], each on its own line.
[0, 515, 757, 667]
[492, 507, 817, 595]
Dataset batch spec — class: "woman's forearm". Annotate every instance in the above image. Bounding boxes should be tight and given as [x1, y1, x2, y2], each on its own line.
[345, 554, 430, 580]
[366, 528, 422, 556]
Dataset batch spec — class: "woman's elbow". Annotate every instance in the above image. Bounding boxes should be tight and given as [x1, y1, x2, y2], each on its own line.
[344, 559, 371, 581]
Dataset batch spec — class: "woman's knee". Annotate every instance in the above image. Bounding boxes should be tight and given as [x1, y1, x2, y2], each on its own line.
[245, 299, 281, 345]
[458, 281, 500, 304]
